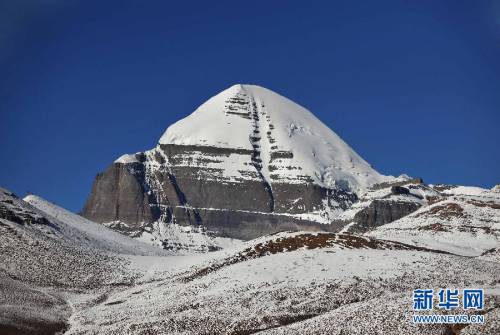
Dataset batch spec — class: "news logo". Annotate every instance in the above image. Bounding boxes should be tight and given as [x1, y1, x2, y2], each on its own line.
[462, 289, 484, 310]
[437, 288, 459, 310]
[412, 288, 485, 324]
[413, 289, 433, 311]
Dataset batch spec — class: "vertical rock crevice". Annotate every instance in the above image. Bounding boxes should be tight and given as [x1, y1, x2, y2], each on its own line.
[247, 93, 275, 212]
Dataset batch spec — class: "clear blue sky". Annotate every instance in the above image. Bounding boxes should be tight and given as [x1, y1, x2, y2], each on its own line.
[1, 0, 499, 212]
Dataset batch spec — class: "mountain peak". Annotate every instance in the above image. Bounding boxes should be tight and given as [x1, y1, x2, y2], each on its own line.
[159, 84, 390, 192]
[88, 85, 396, 238]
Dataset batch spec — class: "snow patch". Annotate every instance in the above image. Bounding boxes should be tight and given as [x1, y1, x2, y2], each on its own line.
[114, 153, 139, 164]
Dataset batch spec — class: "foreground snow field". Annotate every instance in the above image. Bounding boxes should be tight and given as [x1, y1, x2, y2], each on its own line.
[64, 233, 500, 335]
[1, 187, 499, 334]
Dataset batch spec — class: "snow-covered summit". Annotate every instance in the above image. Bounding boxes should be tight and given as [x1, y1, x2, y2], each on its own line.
[159, 84, 390, 192]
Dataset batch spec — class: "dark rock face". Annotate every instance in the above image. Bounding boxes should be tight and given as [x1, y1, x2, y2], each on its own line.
[81, 145, 428, 241]
[159, 144, 273, 213]
[390, 186, 410, 195]
[175, 208, 345, 240]
[351, 199, 421, 234]
[0, 189, 51, 226]
[82, 163, 158, 224]
[82, 144, 358, 240]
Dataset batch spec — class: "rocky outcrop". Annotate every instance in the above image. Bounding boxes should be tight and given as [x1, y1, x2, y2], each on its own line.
[82, 151, 431, 240]
[371, 177, 424, 190]
[0, 188, 51, 226]
[351, 199, 421, 234]
[82, 162, 159, 224]
[175, 207, 346, 240]
[390, 185, 410, 195]
[339, 183, 437, 234]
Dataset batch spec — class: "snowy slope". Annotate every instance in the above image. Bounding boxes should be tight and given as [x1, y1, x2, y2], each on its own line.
[159, 84, 391, 192]
[24, 194, 240, 255]
[367, 186, 500, 256]
[64, 232, 500, 335]
[3, 185, 500, 334]
[24, 195, 167, 256]
[104, 220, 242, 254]
[0, 188, 141, 333]
[442, 185, 495, 197]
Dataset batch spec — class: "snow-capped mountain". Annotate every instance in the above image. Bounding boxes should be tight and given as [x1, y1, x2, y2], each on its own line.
[3, 85, 499, 335]
[83, 84, 395, 240]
